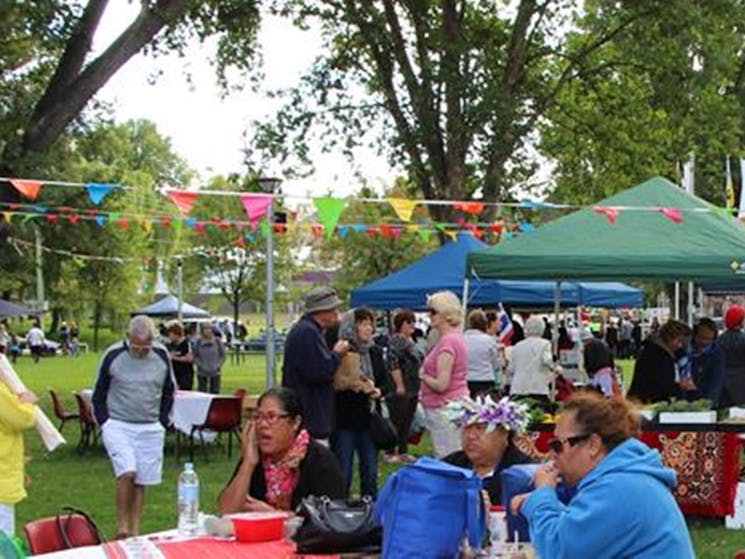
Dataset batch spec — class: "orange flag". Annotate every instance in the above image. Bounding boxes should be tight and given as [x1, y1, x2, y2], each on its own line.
[166, 189, 199, 215]
[9, 179, 43, 200]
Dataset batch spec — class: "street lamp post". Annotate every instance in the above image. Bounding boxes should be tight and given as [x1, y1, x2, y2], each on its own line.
[258, 177, 282, 388]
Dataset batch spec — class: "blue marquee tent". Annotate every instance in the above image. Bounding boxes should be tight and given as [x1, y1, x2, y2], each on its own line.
[350, 233, 642, 310]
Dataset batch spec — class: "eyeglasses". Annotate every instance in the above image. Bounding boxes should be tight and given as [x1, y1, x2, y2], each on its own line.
[547, 433, 592, 454]
[251, 412, 291, 425]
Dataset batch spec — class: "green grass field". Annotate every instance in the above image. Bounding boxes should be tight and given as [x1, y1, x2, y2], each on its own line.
[8, 351, 744, 557]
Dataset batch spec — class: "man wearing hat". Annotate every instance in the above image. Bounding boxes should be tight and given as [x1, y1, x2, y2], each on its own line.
[282, 286, 350, 444]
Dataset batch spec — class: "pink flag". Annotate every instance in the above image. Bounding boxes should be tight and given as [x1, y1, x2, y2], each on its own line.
[593, 206, 621, 225]
[166, 189, 199, 215]
[240, 194, 273, 227]
[658, 207, 683, 224]
[9, 179, 43, 200]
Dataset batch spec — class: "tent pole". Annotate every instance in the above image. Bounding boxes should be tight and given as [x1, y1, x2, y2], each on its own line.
[687, 282, 694, 326]
[462, 276, 470, 317]
[551, 281, 561, 403]
[176, 257, 183, 323]
[674, 282, 680, 320]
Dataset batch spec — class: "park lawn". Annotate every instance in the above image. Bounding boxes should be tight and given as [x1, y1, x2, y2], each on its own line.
[9, 352, 744, 558]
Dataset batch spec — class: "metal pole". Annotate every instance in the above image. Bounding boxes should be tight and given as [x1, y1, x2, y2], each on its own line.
[462, 276, 470, 317]
[176, 257, 183, 322]
[34, 226, 44, 317]
[687, 282, 694, 326]
[674, 282, 680, 320]
[265, 197, 275, 388]
[551, 281, 561, 402]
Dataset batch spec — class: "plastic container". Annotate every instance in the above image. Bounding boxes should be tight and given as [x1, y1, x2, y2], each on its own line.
[488, 505, 507, 557]
[177, 462, 200, 536]
[229, 512, 289, 542]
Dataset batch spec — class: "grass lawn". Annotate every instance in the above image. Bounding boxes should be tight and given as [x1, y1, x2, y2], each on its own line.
[9, 352, 744, 557]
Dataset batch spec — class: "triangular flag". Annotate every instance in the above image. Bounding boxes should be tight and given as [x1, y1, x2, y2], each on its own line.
[417, 228, 432, 242]
[338, 225, 350, 238]
[365, 228, 377, 239]
[23, 215, 36, 223]
[195, 222, 206, 235]
[658, 207, 683, 224]
[388, 197, 418, 222]
[313, 197, 347, 238]
[45, 214, 59, 223]
[593, 206, 621, 225]
[444, 230, 457, 241]
[9, 179, 43, 200]
[143, 220, 153, 233]
[95, 215, 107, 227]
[166, 189, 199, 215]
[260, 220, 271, 238]
[391, 227, 402, 240]
[379, 225, 393, 239]
[172, 219, 183, 231]
[118, 217, 130, 230]
[454, 202, 484, 215]
[235, 222, 246, 232]
[86, 183, 117, 205]
[2, 212, 12, 222]
[240, 194, 273, 227]
[68, 214, 80, 224]
[160, 216, 172, 228]
[310, 223, 324, 239]
[490, 222, 504, 234]
[185, 218, 197, 229]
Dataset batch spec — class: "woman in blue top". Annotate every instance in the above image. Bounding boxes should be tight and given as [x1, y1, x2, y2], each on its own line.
[512, 391, 694, 559]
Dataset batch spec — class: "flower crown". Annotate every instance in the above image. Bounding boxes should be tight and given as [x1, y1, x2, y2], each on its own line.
[445, 396, 530, 433]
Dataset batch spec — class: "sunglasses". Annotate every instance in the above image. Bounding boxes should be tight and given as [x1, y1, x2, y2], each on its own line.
[547, 433, 592, 454]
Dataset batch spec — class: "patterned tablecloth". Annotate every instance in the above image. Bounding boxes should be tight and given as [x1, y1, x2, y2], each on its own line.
[516, 427, 743, 516]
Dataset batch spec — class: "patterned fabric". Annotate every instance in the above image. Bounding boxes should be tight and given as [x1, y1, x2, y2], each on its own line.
[262, 429, 310, 510]
[515, 429, 743, 516]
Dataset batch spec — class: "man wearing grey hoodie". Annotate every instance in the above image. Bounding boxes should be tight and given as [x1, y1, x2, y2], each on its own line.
[193, 322, 226, 394]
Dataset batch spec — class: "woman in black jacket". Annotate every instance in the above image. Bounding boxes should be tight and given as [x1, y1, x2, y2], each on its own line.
[627, 320, 691, 403]
[329, 308, 391, 498]
[219, 387, 346, 513]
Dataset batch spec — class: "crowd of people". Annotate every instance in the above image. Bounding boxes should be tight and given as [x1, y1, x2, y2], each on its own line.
[3, 286, 729, 558]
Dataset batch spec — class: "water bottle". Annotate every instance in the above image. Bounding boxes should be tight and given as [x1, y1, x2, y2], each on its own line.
[177, 462, 200, 536]
[488, 505, 507, 557]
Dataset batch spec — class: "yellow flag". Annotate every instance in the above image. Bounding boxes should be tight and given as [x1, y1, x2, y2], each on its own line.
[405, 224, 420, 233]
[444, 230, 457, 241]
[388, 197, 418, 222]
[2, 212, 13, 223]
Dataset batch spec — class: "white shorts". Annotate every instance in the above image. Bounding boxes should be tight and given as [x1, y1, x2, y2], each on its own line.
[101, 419, 166, 485]
[0, 503, 14, 536]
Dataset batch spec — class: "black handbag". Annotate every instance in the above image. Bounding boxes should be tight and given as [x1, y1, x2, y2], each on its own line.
[293, 495, 382, 554]
[55, 506, 105, 549]
[370, 398, 398, 450]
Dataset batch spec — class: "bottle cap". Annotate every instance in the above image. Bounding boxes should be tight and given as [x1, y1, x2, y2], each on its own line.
[184, 462, 194, 470]
[490, 505, 505, 512]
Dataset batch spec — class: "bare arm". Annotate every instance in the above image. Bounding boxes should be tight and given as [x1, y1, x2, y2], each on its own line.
[218, 421, 260, 515]
[422, 352, 454, 393]
[390, 368, 406, 396]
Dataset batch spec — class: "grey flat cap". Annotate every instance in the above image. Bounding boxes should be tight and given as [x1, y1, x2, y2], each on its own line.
[303, 286, 342, 314]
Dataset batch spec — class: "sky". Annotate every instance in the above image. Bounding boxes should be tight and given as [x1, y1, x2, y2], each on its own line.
[93, 3, 397, 200]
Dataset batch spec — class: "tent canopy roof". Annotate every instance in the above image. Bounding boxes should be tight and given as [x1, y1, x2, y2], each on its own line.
[467, 177, 745, 282]
[350, 233, 642, 310]
[0, 300, 29, 319]
[132, 294, 210, 319]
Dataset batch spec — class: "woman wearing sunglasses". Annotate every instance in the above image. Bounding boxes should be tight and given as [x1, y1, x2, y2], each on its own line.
[219, 387, 346, 513]
[512, 392, 694, 559]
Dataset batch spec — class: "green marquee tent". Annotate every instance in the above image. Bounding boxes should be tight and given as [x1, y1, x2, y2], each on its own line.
[466, 176, 745, 283]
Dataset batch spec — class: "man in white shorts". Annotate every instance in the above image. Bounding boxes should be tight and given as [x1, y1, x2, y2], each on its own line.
[92, 315, 175, 538]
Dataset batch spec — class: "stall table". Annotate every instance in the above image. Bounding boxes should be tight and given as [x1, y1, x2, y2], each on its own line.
[517, 422, 745, 517]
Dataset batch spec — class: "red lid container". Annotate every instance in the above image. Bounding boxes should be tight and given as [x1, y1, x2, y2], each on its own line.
[229, 512, 289, 542]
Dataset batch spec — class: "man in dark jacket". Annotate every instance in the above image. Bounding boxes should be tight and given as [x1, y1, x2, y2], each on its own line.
[281, 287, 349, 445]
[679, 318, 725, 407]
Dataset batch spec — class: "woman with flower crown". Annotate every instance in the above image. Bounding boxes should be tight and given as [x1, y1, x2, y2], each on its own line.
[442, 396, 533, 505]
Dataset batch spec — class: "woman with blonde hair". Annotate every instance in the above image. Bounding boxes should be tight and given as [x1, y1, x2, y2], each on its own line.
[419, 291, 469, 458]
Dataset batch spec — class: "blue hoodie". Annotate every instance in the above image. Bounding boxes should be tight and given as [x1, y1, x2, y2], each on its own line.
[521, 438, 694, 559]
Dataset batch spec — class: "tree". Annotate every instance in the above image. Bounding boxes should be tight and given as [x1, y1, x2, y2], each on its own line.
[247, 1, 664, 221]
[311, 184, 434, 300]
[187, 175, 293, 334]
[540, 0, 745, 205]
[1, 0, 261, 180]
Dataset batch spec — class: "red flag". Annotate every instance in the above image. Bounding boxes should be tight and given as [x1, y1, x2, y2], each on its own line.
[593, 206, 621, 225]
[454, 202, 484, 214]
[166, 189, 199, 215]
[658, 207, 683, 224]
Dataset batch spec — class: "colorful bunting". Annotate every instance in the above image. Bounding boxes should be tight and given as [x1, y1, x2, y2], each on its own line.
[86, 183, 117, 205]
[9, 179, 43, 200]
[388, 198, 418, 222]
[240, 194, 273, 227]
[454, 202, 484, 215]
[313, 197, 347, 238]
[166, 189, 199, 215]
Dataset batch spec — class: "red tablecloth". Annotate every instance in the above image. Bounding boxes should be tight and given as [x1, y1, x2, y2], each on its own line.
[102, 538, 340, 559]
[515, 430, 743, 516]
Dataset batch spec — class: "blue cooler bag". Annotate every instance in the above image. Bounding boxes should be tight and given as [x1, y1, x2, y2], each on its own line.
[500, 464, 576, 542]
[374, 457, 485, 559]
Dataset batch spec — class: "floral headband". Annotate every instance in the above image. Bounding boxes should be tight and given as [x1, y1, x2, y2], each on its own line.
[445, 396, 529, 433]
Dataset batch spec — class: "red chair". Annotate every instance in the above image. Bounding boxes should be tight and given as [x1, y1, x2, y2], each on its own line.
[24, 510, 102, 555]
[233, 387, 247, 402]
[49, 389, 79, 434]
[189, 396, 243, 462]
[74, 393, 99, 452]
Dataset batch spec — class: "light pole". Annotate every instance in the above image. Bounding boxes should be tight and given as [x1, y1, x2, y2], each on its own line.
[258, 177, 282, 388]
[176, 256, 183, 322]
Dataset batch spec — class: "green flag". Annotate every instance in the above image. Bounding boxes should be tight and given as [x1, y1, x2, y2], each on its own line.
[313, 197, 347, 238]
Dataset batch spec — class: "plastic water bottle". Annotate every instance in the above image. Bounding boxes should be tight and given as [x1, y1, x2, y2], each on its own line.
[177, 462, 200, 536]
[488, 505, 507, 557]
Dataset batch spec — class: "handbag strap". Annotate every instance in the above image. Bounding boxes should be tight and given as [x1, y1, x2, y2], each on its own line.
[55, 506, 104, 549]
[319, 497, 375, 533]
